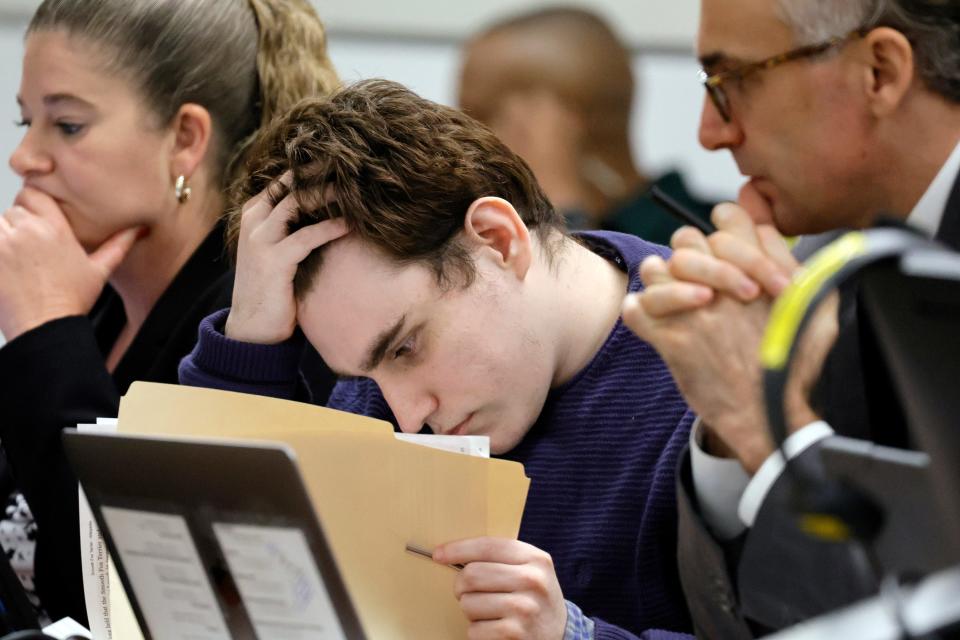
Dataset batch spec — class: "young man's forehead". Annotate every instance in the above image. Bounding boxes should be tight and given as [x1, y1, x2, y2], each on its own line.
[308, 235, 440, 314]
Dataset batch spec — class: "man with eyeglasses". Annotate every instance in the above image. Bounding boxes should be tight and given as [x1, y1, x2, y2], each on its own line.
[622, 0, 960, 637]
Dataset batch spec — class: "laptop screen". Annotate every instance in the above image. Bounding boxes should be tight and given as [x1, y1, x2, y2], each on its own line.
[63, 431, 366, 640]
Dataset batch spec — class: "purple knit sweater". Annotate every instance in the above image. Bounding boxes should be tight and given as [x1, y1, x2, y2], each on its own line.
[180, 231, 695, 639]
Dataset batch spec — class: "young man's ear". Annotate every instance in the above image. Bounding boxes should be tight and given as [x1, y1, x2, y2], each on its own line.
[861, 27, 914, 118]
[463, 196, 533, 279]
[168, 102, 214, 193]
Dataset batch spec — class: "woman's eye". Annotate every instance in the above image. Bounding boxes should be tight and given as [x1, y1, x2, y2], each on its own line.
[14, 119, 30, 128]
[56, 122, 84, 135]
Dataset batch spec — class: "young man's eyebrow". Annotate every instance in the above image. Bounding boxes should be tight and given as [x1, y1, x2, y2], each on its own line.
[360, 314, 407, 373]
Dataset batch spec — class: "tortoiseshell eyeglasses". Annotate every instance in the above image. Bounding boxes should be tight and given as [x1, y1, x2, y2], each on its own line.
[700, 27, 869, 122]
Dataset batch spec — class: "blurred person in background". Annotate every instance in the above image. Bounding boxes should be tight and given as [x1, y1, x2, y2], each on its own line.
[0, 0, 339, 624]
[458, 7, 713, 244]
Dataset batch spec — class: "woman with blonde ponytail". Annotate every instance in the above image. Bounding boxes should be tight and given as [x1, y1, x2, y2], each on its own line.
[0, 0, 338, 626]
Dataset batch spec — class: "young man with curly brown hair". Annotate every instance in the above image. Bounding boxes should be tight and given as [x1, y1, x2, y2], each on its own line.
[181, 79, 694, 640]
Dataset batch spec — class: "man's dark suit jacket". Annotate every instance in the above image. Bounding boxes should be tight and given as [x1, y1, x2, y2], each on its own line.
[677, 169, 960, 639]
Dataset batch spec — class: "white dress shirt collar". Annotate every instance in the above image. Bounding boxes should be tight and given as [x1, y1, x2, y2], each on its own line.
[908, 139, 960, 237]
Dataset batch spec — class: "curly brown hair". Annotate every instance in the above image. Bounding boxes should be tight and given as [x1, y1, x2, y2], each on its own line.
[228, 79, 566, 298]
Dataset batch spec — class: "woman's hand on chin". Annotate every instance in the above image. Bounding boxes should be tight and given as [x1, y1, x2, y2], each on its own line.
[0, 187, 141, 341]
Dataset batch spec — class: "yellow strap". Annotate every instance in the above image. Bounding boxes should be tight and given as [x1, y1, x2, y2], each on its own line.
[760, 232, 868, 370]
[800, 513, 852, 542]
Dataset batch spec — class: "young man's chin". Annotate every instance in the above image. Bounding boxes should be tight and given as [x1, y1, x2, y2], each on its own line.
[487, 425, 531, 456]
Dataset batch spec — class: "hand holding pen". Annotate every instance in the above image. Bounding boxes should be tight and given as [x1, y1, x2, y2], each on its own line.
[407, 539, 567, 640]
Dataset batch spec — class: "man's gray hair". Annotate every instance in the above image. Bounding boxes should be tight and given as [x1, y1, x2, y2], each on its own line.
[776, 0, 960, 102]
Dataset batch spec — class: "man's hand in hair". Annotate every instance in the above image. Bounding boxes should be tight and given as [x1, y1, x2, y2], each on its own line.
[226, 176, 349, 344]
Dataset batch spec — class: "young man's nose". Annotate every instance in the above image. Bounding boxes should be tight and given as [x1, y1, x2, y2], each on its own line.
[382, 382, 439, 434]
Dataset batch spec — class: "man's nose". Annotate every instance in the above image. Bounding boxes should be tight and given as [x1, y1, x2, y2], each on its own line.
[698, 93, 744, 151]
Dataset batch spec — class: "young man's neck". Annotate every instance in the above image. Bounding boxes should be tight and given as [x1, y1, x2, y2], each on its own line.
[542, 235, 630, 387]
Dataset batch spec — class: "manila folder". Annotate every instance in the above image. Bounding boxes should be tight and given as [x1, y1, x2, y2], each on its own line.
[116, 382, 530, 638]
